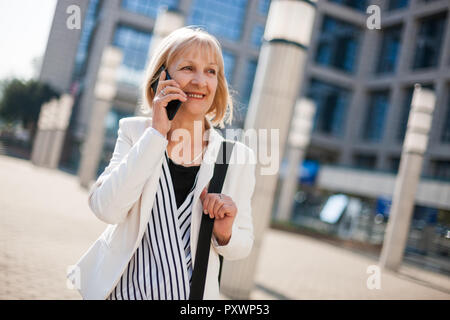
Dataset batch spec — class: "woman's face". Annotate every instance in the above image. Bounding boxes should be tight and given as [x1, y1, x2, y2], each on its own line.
[167, 46, 219, 120]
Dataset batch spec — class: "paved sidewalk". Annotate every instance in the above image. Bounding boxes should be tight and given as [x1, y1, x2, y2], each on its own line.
[0, 155, 449, 300]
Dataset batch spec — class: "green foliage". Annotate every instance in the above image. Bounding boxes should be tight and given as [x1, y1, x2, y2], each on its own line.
[0, 79, 60, 125]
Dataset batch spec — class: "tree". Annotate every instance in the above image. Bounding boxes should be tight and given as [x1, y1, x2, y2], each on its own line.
[0, 79, 60, 143]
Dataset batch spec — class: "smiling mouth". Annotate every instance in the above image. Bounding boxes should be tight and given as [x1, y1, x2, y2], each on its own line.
[185, 92, 206, 99]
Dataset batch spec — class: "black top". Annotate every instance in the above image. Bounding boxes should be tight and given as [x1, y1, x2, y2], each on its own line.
[167, 157, 200, 209]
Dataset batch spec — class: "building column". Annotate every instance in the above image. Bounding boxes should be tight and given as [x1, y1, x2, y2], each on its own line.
[220, 0, 317, 299]
[31, 99, 59, 167]
[78, 47, 122, 188]
[380, 85, 436, 271]
[276, 98, 316, 222]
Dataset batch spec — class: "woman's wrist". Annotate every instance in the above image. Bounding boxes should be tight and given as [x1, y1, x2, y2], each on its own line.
[152, 125, 168, 138]
[214, 232, 231, 246]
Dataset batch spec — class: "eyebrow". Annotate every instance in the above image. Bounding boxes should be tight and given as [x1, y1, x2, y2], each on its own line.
[181, 60, 218, 67]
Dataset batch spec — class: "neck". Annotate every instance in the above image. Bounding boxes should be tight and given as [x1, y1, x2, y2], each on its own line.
[166, 116, 210, 165]
[167, 116, 207, 144]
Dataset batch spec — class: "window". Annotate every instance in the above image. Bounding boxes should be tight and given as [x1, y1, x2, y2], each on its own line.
[387, 0, 409, 11]
[236, 59, 258, 125]
[431, 160, 450, 181]
[251, 24, 265, 49]
[242, 60, 257, 105]
[363, 91, 390, 142]
[376, 25, 402, 74]
[412, 13, 447, 70]
[397, 87, 414, 142]
[307, 79, 351, 137]
[187, 0, 248, 41]
[258, 0, 271, 15]
[98, 108, 134, 177]
[73, 0, 101, 78]
[121, 0, 179, 18]
[328, 0, 368, 12]
[222, 50, 236, 83]
[315, 16, 361, 73]
[113, 25, 152, 86]
[353, 154, 377, 170]
[390, 156, 401, 172]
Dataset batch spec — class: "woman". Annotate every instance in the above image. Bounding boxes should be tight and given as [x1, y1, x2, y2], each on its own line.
[67, 26, 256, 300]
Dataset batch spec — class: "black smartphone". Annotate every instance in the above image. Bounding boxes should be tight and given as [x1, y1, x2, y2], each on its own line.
[150, 65, 182, 120]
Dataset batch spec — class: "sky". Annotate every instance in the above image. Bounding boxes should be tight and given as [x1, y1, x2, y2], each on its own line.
[0, 0, 57, 81]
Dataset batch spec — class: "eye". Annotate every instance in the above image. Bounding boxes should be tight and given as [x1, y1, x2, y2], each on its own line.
[208, 69, 217, 75]
[182, 66, 193, 70]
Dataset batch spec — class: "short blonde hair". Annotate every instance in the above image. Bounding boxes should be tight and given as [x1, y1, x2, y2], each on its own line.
[140, 26, 233, 128]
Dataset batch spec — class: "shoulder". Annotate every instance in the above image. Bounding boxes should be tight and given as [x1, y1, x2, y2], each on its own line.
[118, 116, 152, 142]
[119, 116, 152, 130]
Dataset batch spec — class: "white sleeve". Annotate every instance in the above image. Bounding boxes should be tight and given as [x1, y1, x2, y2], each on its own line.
[87, 119, 168, 224]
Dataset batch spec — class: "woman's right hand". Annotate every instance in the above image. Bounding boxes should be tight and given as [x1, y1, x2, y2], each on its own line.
[151, 70, 187, 137]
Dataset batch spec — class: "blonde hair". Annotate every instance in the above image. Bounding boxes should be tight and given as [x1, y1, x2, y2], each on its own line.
[139, 26, 233, 128]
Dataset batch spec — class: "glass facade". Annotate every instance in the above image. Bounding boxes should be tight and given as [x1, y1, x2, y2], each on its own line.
[97, 108, 134, 176]
[121, 0, 179, 18]
[242, 60, 257, 105]
[353, 154, 377, 169]
[315, 16, 361, 73]
[363, 91, 390, 142]
[397, 87, 414, 142]
[235, 59, 258, 125]
[258, 0, 271, 15]
[73, 0, 101, 79]
[441, 90, 450, 143]
[431, 160, 450, 181]
[251, 24, 265, 49]
[328, 0, 368, 11]
[387, 0, 409, 10]
[222, 50, 236, 83]
[376, 25, 402, 74]
[112, 25, 152, 86]
[187, 0, 248, 41]
[308, 79, 350, 137]
[412, 13, 447, 69]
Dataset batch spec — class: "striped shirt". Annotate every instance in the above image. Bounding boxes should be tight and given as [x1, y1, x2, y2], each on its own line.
[106, 151, 200, 300]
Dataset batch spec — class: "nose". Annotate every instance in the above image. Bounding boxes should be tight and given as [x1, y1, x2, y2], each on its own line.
[190, 71, 207, 87]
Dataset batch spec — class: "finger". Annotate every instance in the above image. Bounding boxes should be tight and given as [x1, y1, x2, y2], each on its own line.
[160, 79, 181, 89]
[202, 195, 210, 215]
[213, 199, 225, 219]
[207, 196, 219, 219]
[217, 205, 229, 219]
[159, 86, 187, 98]
[161, 93, 187, 104]
[160, 70, 166, 80]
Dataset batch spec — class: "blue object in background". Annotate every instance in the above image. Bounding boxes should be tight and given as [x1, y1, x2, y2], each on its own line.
[376, 196, 392, 218]
[300, 160, 320, 185]
[280, 159, 320, 186]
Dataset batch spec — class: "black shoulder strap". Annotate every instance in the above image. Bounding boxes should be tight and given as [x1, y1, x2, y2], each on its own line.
[189, 140, 235, 300]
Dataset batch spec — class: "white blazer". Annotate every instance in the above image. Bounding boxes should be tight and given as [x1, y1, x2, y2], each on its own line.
[67, 116, 256, 300]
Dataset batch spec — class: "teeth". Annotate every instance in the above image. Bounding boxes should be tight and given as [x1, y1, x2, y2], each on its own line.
[187, 93, 204, 98]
